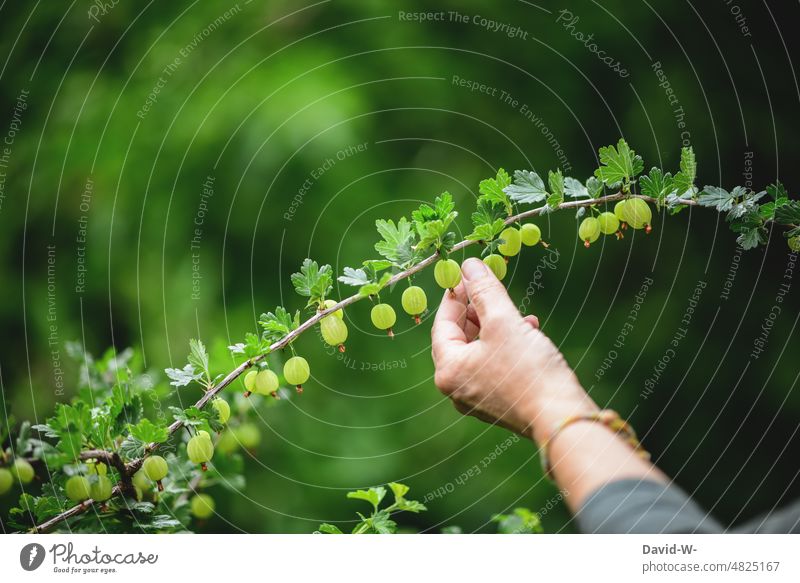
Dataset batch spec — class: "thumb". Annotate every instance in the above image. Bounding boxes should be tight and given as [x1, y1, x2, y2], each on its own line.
[460, 257, 522, 328]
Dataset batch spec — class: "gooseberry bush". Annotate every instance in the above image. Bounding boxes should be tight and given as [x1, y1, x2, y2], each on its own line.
[1, 139, 797, 533]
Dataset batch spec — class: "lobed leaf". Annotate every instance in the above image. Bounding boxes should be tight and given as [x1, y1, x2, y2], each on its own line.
[291, 259, 333, 305]
[478, 168, 512, 215]
[594, 138, 644, 189]
[504, 169, 548, 204]
[640, 167, 675, 204]
[547, 169, 565, 208]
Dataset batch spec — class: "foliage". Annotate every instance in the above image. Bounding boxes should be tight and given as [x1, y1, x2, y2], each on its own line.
[0, 138, 795, 533]
[317, 482, 426, 534]
[491, 507, 544, 534]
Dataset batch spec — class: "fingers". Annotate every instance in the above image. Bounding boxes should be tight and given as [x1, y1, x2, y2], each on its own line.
[431, 284, 468, 364]
[464, 304, 480, 341]
[460, 258, 522, 329]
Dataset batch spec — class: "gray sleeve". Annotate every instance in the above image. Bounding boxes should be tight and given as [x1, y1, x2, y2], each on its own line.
[575, 479, 724, 533]
[730, 498, 800, 533]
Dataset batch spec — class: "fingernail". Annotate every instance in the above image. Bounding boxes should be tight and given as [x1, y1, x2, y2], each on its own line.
[461, 258, 487, 281]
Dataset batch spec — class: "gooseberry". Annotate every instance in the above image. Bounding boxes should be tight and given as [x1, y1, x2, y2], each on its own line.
[211, 398, 230, 425]
[483, 254, 507, 280]
[243, 369, 258, 397]
[497, 227, 522, 257]
[321, 299, 343, 319]
[284, 356, 310, 392]
[11, 459, 34, 484]
[187, 434, 214, 471]
[520, 223, 541, 246]
[254, 369, 280, 398]
[91, 475, 113, 502]
[65, 476, 92, 502]
[191, 493, 215, 519]
[401, 286, 428, 324]
[434, 259, 461, 291]
[597, 211, 620, 236]
[0, 468, 13, 495]
[579, 217, 601, 248]
[236, 423, 261, 450]
[142, 455, 169, 490]
[624, 198, 652, 232]
[320, 315, 348, 352]
[371, 303, 397, 337]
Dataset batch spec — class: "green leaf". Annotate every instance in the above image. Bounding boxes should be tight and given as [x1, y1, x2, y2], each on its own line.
[388, 482, 409, 500]
[259, 307, 300, 344]
[374, 217, 417, 265]
[466, 199, 506, 242]
[546, 169, 565, 208]
[727, 188, 765, 220]
[347, 486, 386, 511]
[415, 219, 448, 252]
[290, 259, 333, 306]
[411, 192, 458, 251]
[47, 403, 91, 460]
[338, 265, 391, 297]
[318, 523, 344, 534]
[119, 435, 146, 459]
[672, 146, 696, 196]
[169, 405, 217, 431]
[774, 200, 800, 225]
[369, 510, 397, 534]
[563, 177, 590, 199]
[141, 515, 183, 531]
[411, 191, 457, 225]
[478, 168, 512, 215]
[698, 186, 736, 212]
[467, 220, 505, 243]
[164, 364, 202, 387]
[360, 273, 393, 297]
[228, 332, 271, 359]
[504, 169, 548, 204]
[128, 418, 169, 445]
[767, 181, 789, 202]
[736, 227, 764, 250]
[640, 167, 675, 205]
[492, 507, 543, 534]
[9, 493, 63, 525]
[187, 339, 210, 381]
[585, 176, 605, 198]
[594, 138, 644, 190]
[395, 499, 427, 513]
[362, 259, 393, 274]
[338, 266, 370, 287]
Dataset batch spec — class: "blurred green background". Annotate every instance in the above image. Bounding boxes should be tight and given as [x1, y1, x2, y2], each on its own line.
[1, 0, 799, 533]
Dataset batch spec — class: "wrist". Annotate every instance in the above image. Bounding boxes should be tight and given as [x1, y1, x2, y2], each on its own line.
[524, 371, 597, 445]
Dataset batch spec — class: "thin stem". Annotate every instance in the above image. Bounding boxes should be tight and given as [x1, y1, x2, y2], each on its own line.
[29, 191, 692, 532]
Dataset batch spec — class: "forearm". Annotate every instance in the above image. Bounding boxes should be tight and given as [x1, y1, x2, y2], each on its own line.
[541, 418, 668, 513]
[524, 376, 729, 533]
[526, 375, 668, 514]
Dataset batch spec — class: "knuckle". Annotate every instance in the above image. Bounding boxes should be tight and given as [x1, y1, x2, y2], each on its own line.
[469, 281, 496, 308]
[434, 366, 454, 392]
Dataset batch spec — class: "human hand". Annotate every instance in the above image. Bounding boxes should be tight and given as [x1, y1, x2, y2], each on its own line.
[431, 257, 594, 441]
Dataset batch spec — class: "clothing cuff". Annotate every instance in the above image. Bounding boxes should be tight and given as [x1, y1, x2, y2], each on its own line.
[575, 478, 723, 533]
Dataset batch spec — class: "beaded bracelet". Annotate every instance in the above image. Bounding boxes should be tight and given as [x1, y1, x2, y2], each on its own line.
[539, 409, 650, 480]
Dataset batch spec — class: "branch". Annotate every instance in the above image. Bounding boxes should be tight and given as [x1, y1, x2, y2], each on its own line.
[28, 191, 687, 532]
[79, 449, 135, 497]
